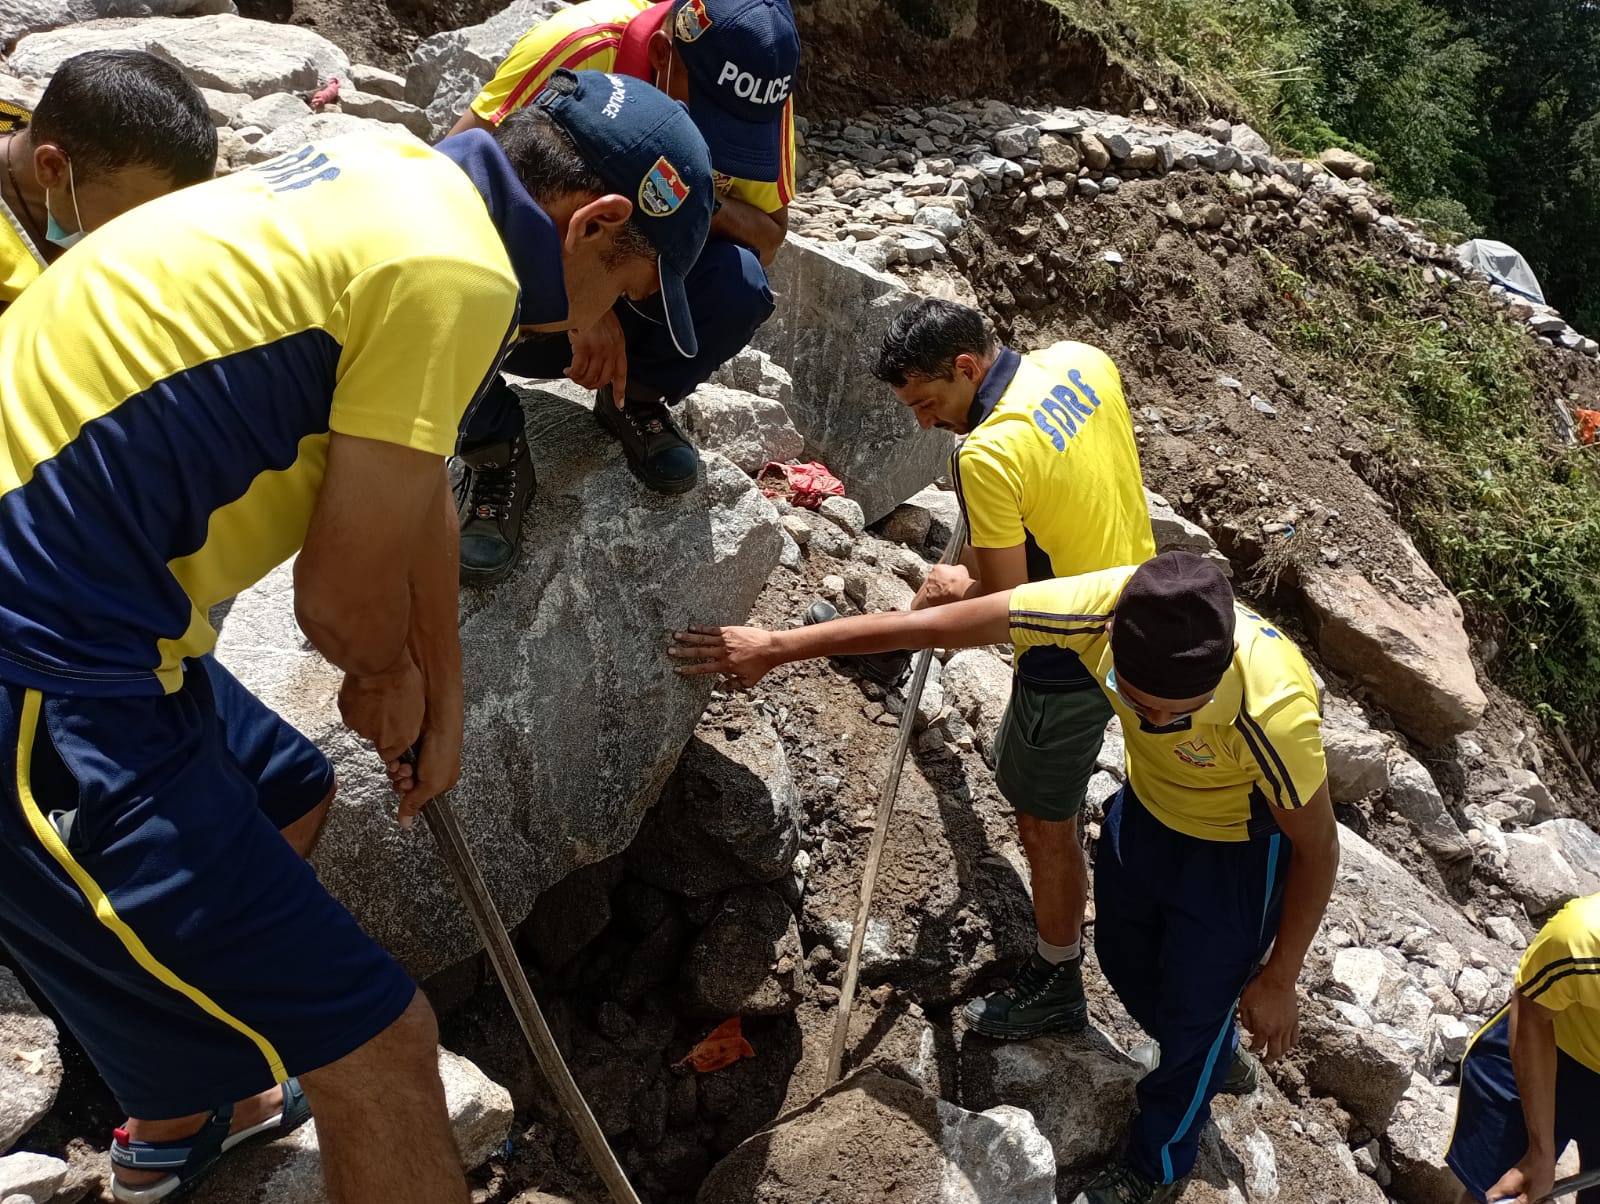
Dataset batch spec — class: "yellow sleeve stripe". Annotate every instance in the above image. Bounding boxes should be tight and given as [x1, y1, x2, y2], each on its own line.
[13, 689, 289, 1083]
[778, 96, 796, 204]
[1235, 705, 1303, 809]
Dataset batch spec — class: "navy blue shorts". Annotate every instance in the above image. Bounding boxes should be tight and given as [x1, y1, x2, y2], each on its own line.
[1446, 1006, 1600, 1202]
[0, 656, 416, 1119]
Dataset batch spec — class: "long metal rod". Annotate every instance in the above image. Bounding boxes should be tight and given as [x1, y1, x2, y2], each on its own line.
[824, 514, 968, 1086]
[1543, 1169, 1600, 1203]
[422, 792, 642, 1204]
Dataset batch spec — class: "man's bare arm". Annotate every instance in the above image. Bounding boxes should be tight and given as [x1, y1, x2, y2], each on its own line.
[1485, 992, 1561, 1204]
[447, 109, 495, 138]
[669, 590, 1015, 686]
[711, 197, 787, 266]
[296, 435, 458, 800]
[1239, 781, 1340, 1060]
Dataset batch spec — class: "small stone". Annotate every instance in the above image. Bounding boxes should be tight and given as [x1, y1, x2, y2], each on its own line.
[1078, 132, 1111, 170]
[1250, 395, 1278, 416]
[1076, 178, 1101, 199]
[1125, 145, 1158, 171]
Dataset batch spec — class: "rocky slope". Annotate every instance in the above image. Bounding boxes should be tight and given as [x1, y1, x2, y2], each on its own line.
[3, 5, 1600, 1204]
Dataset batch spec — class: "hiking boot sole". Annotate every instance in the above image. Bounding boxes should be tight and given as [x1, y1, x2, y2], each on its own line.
[592, 406, 698, 495]
[963, 1003, 1089, 1041]
[459, 556, 519, 587]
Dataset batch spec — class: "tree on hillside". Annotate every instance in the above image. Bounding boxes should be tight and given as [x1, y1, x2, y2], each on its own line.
[1285, 0, 1485, 225]
[1440, 0, 1600, 329]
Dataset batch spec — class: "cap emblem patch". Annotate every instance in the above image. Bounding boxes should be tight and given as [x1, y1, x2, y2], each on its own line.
[640, 155, 690, 216]
[675, 0, 712, 42]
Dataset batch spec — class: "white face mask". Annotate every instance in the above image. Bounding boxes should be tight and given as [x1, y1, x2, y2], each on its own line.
[44, 156, 85, 250]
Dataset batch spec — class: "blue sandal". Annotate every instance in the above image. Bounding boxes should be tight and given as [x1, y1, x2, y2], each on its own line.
[110, 1078, 312, 1202]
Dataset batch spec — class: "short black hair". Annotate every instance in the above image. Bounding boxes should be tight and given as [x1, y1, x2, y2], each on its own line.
[29, 50, 214, 185]
[873, 298, 996, 387]
[494, 107, 654, 262]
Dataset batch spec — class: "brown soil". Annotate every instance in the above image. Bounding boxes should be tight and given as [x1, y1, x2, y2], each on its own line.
[234, 0, 506, 72]
[791, 0, 1164, 121]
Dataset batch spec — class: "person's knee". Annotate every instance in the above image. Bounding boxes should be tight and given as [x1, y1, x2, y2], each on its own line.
[304, 991, 438, 1100]
[1016, 810, 1083, 850]
[280, 779, 336, 858]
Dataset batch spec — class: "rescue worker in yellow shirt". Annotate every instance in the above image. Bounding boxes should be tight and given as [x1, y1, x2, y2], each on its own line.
[0, 49, 214, 314]
[811, 298, 1156, 1040]
[1447, 892, 1600, 1204]
[447, 0, 800, 582]
[671, 550, 1342, 1204]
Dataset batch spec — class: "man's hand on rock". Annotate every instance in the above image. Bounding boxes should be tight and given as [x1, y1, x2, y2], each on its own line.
[669, 626, 778, 687]
[566, 310, 628, 400]
[1238, 970, 1300, 1061]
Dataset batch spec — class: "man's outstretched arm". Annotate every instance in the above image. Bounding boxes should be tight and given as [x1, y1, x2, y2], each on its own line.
[669, 589, 1015, 686]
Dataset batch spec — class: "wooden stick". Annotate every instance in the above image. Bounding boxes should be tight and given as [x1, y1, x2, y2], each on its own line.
[824, 515, 968, 1087]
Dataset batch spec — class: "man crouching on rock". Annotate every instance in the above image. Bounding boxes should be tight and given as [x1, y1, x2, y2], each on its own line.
[0, 71, 711, 1204]
[1445, 891, 1600, 1204]
[672, 551, 1341, 1204]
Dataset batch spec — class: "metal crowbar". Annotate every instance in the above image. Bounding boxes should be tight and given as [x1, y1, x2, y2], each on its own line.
[824, 514, 968, 1086]
[407, 753, 641, 1204]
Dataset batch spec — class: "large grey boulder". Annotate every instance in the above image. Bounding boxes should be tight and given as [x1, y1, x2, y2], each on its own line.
[9, 15, 348, 96]
[1144, 488, 1228, 572]
[940, 647, 1013, 765]
[190, 1049, 510, 1204]
[682, 383, 805, 475]
[697, 1068, 1057, 1204]
[1321, 701, 1390, 803]
[0, 1152, 66, 1203]
[1385, 750, 1472, 865]
[0, 0, 232, 51]
[1297, 1013, 1411, 1131]
[405, 0, 567, 140]
[214, 383, 781, 979]
[752, 235, 955, 524]
[629, 713, 801, 898]
[1299, 559, 1486, 747]
[0, 968, 59, 1155]
[961, 1026, 1140, 1171]
[684, 885, 806, 1016]
[1386, 1076, 1461, 1204]
[1532, 818, 1600, 893]
[336, 89, 432, 140]
[1503, 831, 1580, 916]
[240, 115, 425, 166]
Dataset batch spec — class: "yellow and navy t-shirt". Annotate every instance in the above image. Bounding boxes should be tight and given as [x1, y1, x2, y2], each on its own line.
[1009, 566, 1327, 841]
[0, 192, 46, 311]
[1516, 892, 1600, 1073]
[470, 0, 796, 212]
[953, 344, 1155, 690]
[0, 129, 523, 697]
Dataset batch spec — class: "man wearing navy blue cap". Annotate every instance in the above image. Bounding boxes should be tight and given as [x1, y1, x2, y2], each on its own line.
[0, 69, 711, 1204]
[447, 0, 801, 584]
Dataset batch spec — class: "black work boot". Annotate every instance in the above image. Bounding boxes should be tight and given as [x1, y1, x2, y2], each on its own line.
[592, 385, 699, 494]
[804, 600, 911, 686]
[1072, 1162, 1182, 1204]
[1221, 1044, 1260, 1095]
[455, 434, 534, 585]
[962, 951, 1088, 1040]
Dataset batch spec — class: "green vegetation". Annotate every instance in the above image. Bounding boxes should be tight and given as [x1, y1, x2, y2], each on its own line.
[1261, 248, 1600, 728]
[1041, 0, 1600, 330]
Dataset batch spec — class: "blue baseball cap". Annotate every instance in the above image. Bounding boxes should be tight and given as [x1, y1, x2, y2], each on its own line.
[533, 69, 713, 357]
[671, 0, 799, 183]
